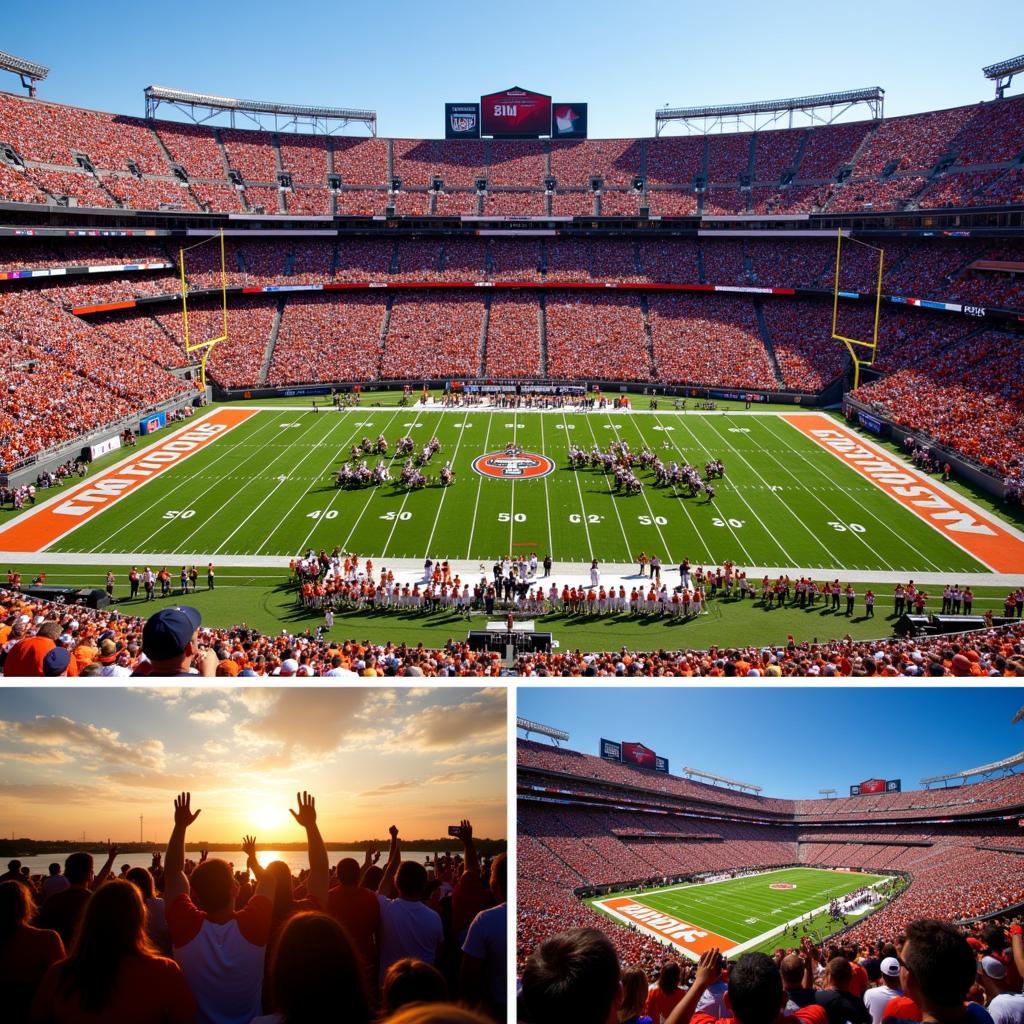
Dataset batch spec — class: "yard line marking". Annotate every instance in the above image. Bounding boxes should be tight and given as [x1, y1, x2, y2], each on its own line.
[84, 410, 288, 553]
[0, 409, 259, 554]
[782, 414, 1023, 572]
[292, 408, 405, 555]
[423, 413, 471, 558]
[675, 414, 792, 564]
[562, 410, 594, 559]
[464, 413, 495, 559]
[703, 416, 850, 569]
[508, 417, 518, 553]
[538, 413, 554, 558]
[171, 413, 326, 555]
[252, 410, 369, 554]
[343, 407, 426, 552]
[653, 413, 755, 563]
[648, 411, 715, 564]
[600, 413, 677, 565]
[580, 413, 637, 562]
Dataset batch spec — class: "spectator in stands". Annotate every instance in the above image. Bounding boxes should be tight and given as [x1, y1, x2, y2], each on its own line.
[0, 880, 65, 1024]
[30, 878, 195, 1024]
[382, 959, 449, 1016]
[647, 960, 687, 1022]
[35, 848, 117, 951]
[865, 957, 905, 1024]
[976, 956, 1024, 1024]
[520, 927, 623, 1024]
[253, 911, 373, 1024]
[461, 853, 507, 1021]
[816, 958, 871, 1024]
[667, 948, 827, 1024]
[888, 919, 989, 1024]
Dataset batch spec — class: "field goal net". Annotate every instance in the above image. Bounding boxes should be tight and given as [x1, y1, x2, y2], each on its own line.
[832, 228, 884, 390]
[178, 229, 228, 391]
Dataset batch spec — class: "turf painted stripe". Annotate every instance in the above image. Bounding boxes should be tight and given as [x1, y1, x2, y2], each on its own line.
[595, 896, 736, 955]
[783, 415, 1024, 572]
[0, 409, 257, 553]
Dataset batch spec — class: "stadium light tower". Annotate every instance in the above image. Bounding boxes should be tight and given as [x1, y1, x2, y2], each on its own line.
[983, 55, 1024, 99]
[516, 718, 569, 746]
[0, 51, 49, 97]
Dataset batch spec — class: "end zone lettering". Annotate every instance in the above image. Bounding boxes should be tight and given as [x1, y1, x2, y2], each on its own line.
[0, 408, 257, 553]
[54, 422, 227, 516]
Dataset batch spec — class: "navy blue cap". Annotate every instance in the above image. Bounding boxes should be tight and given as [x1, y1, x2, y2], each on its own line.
[142, 606, 202, 661]
[43, 646, 71, 676]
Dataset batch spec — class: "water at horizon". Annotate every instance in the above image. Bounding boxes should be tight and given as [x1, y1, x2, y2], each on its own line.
[12, 848, 434, 877]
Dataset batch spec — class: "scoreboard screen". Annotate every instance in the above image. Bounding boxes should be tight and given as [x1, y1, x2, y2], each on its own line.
[481, 86, 551, 137]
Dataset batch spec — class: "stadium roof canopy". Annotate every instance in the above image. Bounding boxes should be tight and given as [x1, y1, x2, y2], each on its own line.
[517, 718, 569, 745]
[983, 54, 1024, 99]
[682, 766, 762, 793]
[920, 750, 1024, 787]
[0, 51, 49, 97]
[655, 87, 884, 135]
[144, 86, 377, 135]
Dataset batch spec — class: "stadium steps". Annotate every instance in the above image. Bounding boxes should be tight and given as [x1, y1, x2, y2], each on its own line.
[377, 295, 395, 377]
[843, 122, 880, 179]
[639, 295, 658, 378]
[258, 298, 285, 385]
[385, 139, 393, 183]
[753, 298, 786, 387]
[539, 239, 549, 276]
[325, 140, 337, 217]
[147, 123, 179, 176]
[538, 294, 549, 376]
[787, 129, 812, 181]
[696, 243, 707, 284]
[632, 242, 643, 276]
[389, 240, 400, 274]
[478, 293, 491, 376]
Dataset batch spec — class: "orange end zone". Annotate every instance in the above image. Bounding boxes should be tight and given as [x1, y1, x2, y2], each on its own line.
[783, 414, 1024, 573]
[598, 896, 737, 955]
[0, 408, 258, 553]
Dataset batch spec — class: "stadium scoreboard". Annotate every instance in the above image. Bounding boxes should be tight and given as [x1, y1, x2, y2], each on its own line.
[850, 778, 901, 796]
[444, 86, 587, 139]
[601, 738, 669, 773]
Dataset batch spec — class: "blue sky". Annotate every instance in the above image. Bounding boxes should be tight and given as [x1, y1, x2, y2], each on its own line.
[518, 687, 1024, 797]
[3, 1, 1022, 138]
[0, 687, 506, 841]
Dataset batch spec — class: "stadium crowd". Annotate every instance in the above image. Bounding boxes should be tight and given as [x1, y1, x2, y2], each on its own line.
[0, 793, 505, 1023]
[518, 919, 1024, 1024]
[1, 585, 1024, 677]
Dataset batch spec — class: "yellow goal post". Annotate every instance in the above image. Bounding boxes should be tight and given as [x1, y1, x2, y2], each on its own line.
[178, 229, 228, 391]
[832, 228, 884, 391]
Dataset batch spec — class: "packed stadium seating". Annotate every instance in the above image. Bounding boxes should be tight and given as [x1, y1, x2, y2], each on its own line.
[518, 738, 1024, 969]
[3, 91, 1024, 215]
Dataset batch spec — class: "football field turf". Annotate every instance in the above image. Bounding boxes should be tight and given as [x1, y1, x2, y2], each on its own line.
[5, 404, 1012, 573]
[589, 867, 889, 959]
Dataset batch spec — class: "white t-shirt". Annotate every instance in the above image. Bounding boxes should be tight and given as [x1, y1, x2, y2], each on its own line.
[864, 984, 903, 1024]
[462, 902, 507, 1008]
[377, 894, 443, 980]
[988, 993, 1024, 1024]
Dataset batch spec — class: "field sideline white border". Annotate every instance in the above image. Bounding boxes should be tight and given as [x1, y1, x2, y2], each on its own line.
[590, 867, 890, 960]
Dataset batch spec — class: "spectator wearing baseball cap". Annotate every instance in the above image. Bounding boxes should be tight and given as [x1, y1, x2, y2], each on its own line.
[42, 646, 72, 677]
[865, 956, 905, 1024]
[977, 956, 1024, 1024]
[134, 607, 216, 677]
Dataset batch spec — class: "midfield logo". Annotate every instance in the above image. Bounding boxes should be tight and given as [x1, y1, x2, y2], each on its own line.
[472, 450, 555, 480]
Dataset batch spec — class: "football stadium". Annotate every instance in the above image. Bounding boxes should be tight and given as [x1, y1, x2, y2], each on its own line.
[516, 690, 1024, 991]
[2, 35, 1024, 675]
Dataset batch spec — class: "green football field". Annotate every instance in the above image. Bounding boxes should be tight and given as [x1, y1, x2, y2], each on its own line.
[27, 406, 992, 571]
[589, 867, 890, 958]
